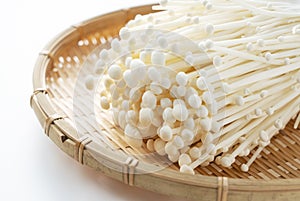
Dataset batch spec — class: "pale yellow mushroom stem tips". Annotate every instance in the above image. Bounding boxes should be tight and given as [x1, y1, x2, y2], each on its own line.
[87, 0, 300, 174]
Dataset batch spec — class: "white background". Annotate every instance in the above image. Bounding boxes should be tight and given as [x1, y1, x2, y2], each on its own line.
[0, 1, 190, 200]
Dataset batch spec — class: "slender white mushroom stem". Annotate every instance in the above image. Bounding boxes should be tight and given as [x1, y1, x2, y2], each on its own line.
[228, 62, 300, 90]
[231, 0, 300, 17]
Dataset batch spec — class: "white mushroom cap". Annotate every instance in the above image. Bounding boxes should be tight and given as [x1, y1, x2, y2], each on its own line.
[108, 64, 123, 80]
[159, 125, 173, 141]
[178, 153, 192, 167]
[180, 164, 195, 175]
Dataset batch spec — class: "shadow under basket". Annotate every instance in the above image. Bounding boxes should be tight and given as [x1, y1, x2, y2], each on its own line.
[30, 4, 300, 201]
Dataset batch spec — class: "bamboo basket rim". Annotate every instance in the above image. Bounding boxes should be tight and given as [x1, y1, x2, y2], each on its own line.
[30, 4, 300, 201]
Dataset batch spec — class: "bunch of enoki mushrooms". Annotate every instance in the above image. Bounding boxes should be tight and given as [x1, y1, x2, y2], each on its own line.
[86, 0, 300, 174]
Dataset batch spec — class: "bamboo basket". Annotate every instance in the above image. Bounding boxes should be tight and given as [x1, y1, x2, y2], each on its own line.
[30, 4, 300, 201]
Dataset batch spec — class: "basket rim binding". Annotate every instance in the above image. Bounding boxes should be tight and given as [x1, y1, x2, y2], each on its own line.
[30, 4, 300, 201]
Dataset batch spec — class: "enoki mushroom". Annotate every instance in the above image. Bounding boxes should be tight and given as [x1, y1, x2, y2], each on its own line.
[86, 0, 300, 174]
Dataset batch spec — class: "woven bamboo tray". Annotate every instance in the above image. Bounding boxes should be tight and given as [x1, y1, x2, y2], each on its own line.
[30, 4, 300, 201]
